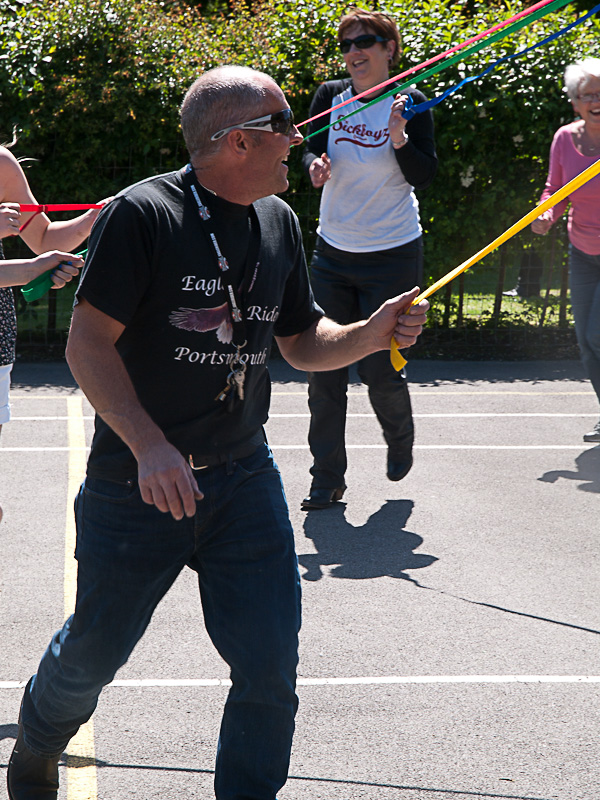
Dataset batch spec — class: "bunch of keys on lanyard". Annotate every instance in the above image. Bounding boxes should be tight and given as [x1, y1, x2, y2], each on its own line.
[215, 342, 247, 413]
[185, 168, 261, 414]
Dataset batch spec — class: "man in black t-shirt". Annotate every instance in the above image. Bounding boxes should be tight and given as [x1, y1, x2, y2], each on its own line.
[8, 66, 429, 800]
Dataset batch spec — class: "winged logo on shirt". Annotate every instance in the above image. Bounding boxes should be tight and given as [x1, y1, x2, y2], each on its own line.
[169, 303, 233, 344]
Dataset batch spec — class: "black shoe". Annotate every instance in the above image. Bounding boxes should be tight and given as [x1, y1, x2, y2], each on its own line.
[7, 696, 60, 800]
[387, 455, 413, 482]
[301, 486, 345, 510]
[583, 421, 600, 443]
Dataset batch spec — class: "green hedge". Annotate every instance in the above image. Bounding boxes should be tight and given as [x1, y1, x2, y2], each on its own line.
[1, 0, 599, 289]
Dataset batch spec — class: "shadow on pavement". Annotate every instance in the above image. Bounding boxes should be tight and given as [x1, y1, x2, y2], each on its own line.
[267, 357, 589, 388]
[11, 356, 590, 391]
[538, 445, 600, 493]
[286, 771, 554, 800]
[298, 501, 600, 636]
[0, 754, 549, 800]
[0, 723, 18, 742]
[299, 499, 437, 582]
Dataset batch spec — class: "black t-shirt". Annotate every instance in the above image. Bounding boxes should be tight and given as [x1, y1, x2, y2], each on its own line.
[77, 167, 322, 479]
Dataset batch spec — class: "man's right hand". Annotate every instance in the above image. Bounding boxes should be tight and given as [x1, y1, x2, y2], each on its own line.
[137, 441, 204, 521]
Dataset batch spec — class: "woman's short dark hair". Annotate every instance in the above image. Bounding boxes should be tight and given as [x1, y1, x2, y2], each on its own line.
[338, 9, 401, 67]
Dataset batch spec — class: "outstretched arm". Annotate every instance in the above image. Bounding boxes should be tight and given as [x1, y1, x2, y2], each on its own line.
[66, 298, 203, 520]
[0, 251, 83, 288]
[0, 146, 108, 253]
[276, 287, 428, 372]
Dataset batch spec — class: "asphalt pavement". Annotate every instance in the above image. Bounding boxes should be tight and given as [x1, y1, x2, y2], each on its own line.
[0, 357, 599, 800]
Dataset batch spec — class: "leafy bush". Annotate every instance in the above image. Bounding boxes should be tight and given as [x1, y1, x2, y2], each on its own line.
[1, 0, 598, 343]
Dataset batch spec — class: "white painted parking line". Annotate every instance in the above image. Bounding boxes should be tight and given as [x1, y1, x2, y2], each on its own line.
[5, 412, 599, 422]
[8, 416, 95, 421]
[2, 675, 600, 690]
[1, 447, 88, 451]
[109, 675, 600, 687]
[10, 389, 597, 398]
[273, 444, 597, 450]
[268, 413, 599, 418]
[2, 444, 597, 452]
[266, 390, 596, 396]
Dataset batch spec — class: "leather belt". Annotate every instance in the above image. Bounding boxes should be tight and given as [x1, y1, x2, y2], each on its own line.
[188, 431, 264, 470]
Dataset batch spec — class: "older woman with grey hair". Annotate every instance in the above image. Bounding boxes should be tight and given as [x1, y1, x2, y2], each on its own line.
[532, 57, 600, 442]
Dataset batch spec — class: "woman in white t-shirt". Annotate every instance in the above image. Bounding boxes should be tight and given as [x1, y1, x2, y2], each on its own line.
[301, 9, 437, 510]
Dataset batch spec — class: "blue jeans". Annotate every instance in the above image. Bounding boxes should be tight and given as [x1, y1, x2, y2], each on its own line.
[21, 443, 301, 800]
[307, 236, 423, 488]
[569, 244, 600, 405]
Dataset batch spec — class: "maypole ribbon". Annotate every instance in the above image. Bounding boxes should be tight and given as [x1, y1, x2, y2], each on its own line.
[300, 0, 571, 142]
[300, 0, 569, 129]
[21, 247, 88, 303]
[402, 2, 600, 120]
[18, 203, 103, 233]
[17, 203, 99, 299]
[19, 204, 103, 212]
[390, 158, 600, 371]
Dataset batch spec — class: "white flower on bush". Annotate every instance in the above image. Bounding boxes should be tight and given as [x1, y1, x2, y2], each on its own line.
[460, 165, 475, 188]
[512, 134, 524, 145]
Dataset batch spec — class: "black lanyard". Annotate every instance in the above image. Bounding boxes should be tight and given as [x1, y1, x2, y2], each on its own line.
[182, 165, 262, 411]
[182, 165, 261, 350]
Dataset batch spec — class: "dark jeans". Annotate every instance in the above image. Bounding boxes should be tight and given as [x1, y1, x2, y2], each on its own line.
[569, 243, 600, 405]
[307, 236, 423, 489]
[21, 443, 301, 800]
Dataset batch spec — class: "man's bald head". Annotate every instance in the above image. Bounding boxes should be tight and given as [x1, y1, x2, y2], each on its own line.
[180, 66, 280, 162]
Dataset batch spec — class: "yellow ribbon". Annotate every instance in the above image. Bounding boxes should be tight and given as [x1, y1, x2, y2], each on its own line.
[391, 157, 600, 371]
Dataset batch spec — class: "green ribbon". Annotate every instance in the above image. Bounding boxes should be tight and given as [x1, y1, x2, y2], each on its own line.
[304, 0, 572, 142]
[21, 248, 88, 303]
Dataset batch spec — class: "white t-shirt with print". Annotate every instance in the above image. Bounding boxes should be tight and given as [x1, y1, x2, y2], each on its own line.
[318, 85, 421, 253]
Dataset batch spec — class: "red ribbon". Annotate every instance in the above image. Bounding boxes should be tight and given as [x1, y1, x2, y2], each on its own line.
[18, 203, 103, 233]
[19, 204, 103, 212]
[299, 0, 567, 129]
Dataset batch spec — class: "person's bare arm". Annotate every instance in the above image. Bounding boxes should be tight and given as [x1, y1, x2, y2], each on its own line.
[66, 298, 202, 519]
[0, 251, 82, 288]
[0, 146, 108, 253]
[276, 287, 428, 371]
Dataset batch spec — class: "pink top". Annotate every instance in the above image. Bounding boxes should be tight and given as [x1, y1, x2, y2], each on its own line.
[539, 121, 600, 255]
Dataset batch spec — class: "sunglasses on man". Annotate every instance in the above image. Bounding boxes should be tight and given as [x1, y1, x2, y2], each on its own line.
[211, 108, 295, 141]
[339, 34, 388, 54]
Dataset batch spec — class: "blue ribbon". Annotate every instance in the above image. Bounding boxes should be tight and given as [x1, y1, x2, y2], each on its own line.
[401, 3, 600, 120]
